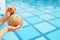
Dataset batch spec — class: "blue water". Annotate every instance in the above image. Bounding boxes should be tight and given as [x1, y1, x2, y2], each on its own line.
[0, 0, 60, 40]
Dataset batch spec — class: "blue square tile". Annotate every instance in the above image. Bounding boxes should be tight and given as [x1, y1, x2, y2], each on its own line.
[20, 3, 46, 15]
[31, 10, 46, 15]
[55, 8, 60, 12]
[35, 36, 46, 40]
[34, 22, 56, 33]
[3, 32, 19, 40]
[20, 4, 36, 13]
[50, 11, 60, 17]
[46, 30, 60, 40]
[20, 12, 34, 18]
[42, 7, 55, 13]
[20, 6, 46, 15]
[20, 3, 46, 16]
[23, 20, 29, 26]
[48, 18, 60, 28]
[17, 26, 40, 40]
[17, 9, 34, 18]
[25, 16, 43, 24]
[39, 14, 55, 20]
[20, 2, 31, 10]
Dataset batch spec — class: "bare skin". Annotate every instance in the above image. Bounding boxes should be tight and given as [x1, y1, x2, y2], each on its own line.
[0, 7, 21, 40]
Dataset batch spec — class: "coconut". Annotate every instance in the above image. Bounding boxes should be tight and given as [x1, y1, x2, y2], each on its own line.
[8, 14, 23, 27]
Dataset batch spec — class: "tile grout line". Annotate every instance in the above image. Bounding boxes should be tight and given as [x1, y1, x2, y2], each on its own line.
[23, 17, 50, 40]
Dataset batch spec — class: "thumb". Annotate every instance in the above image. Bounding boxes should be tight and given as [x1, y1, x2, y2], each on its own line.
[7, 12, 10, 17]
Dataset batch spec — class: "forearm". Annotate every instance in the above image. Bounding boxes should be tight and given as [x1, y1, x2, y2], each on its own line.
[0, 27, 8, 39]
[0, 38, 2, 40]
[2, 16, 8, 22]
[3, 13, 10, 22]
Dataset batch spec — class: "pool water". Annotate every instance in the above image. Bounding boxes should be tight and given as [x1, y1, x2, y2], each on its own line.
[0, 0, 60, 40]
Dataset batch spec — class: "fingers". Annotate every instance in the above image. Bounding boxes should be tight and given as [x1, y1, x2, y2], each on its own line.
[15, 25, 22, 31]
[4, 12, 10, 19]
[12, 25, 21, 32]
[9, 25, 20, 29]
[14, 25, 22, 32]
[8, 25, 21, 32]
[8, 26, 16, 32]
[5, 12, 10, 17]
[6, 8, 14, 15]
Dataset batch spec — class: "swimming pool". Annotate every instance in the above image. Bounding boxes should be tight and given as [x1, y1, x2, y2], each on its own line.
[0, 0, 60, 40]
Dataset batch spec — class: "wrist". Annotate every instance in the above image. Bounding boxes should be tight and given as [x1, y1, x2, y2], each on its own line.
[2, 17, 6, 22]
[7, 26, 11, 31]
[3, 13, 10, 22]
[6, 26, 9, 32]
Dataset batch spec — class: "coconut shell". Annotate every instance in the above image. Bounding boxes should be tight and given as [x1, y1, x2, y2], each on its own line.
[8, 14, 23, 27]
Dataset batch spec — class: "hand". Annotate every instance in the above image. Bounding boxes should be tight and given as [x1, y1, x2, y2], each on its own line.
[0, 13, 10, 26]
[0, 7, 14, 26]
[5, 7, 15, 15]
[0, 7, 15, 26]
[8, 25, 21, 32]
